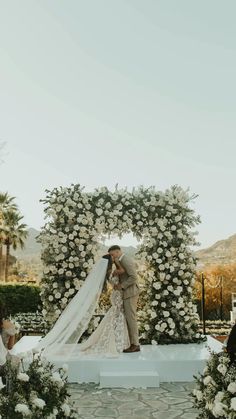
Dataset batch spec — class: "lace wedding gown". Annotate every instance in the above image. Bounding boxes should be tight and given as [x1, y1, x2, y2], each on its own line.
[79, 276, 130, 357]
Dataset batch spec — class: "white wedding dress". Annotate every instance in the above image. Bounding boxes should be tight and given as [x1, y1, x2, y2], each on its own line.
[36, 258, 129, 360]
[79, 276, 130, 357]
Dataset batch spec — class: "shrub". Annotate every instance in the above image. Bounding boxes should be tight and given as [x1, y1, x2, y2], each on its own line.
[0, 284, 41, 315]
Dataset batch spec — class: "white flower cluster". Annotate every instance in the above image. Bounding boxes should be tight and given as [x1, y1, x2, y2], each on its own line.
[193, 351, 236, 418]
[39, 184, 200, 344]
[0, 353, 76, 418]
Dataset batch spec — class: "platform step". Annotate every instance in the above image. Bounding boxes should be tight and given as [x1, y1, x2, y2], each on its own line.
[99, 370, 160, 388]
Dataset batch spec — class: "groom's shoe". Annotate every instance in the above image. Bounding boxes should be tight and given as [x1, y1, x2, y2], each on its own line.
[123, 344, 140, 353]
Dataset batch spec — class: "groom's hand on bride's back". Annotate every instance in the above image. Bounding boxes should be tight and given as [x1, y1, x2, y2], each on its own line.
[113, 283, 122, 290]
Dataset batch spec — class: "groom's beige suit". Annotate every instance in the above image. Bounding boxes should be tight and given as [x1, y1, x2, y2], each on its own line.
[117, 254, 139, 346]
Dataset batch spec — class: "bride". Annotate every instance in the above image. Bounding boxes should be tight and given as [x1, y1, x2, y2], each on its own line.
[79, 254, 130, 356]
[36, 255, 130, 359]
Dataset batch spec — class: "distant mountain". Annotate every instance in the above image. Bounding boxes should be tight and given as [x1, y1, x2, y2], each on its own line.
[196, 234, 236, 267]
[13, 228, 41, 261]
[13, 228, 137, 261]
[15, 228, 236, 268]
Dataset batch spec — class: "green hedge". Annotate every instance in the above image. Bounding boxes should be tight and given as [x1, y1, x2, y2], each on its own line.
[0, 284, 41, 316]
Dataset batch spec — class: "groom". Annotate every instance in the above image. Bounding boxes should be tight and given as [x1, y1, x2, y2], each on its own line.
[108, 245, 140, 353]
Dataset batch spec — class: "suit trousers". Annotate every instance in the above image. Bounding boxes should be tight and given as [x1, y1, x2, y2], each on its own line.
[123, 294, 139, 346]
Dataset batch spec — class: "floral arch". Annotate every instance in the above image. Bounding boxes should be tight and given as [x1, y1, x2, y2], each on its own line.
[39, 184, 202, 344]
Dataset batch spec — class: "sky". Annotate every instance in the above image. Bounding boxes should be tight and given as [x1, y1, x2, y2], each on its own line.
[0, 0, 236, 249]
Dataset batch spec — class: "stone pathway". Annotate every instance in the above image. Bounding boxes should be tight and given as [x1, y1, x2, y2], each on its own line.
[69, 382, 198, 418]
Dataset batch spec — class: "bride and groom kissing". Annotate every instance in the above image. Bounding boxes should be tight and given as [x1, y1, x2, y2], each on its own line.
[37, 245, 140, 358]
[79, 245, 140, 355]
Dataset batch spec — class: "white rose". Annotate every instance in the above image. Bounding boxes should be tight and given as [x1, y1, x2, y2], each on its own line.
[163, 311, 170, 318]
[15, 404, 31, 416]
[17, 373, 30, 382]
[231, 397, 236, 411]
[153, 282, 161, 290]
[212, 401, 227, 417]
[228, 382, 236, 394]
[95, 208, 103, 216]
[217, 364, 227, 376]
[203, 375, 213, 386]
[66, 271, 72, 277]
[61, 403, 71, 417]
[51, 372, 63, 386]
[32, 398, 46, 409]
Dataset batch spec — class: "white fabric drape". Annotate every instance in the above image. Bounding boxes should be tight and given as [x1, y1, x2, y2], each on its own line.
[37, 258, 108, 358]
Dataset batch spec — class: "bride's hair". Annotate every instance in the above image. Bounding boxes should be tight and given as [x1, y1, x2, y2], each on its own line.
[102, 254, 113, 292]
[102, 254, 113, 270]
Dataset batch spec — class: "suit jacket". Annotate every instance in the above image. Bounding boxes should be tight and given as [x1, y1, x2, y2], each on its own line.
[117, 254, 139, 300]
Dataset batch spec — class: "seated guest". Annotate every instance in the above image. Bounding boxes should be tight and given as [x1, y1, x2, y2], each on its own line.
[226, 323, 236, 363]
[0, 303, 16, 350]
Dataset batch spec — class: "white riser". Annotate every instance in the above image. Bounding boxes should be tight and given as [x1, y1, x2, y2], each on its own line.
[100, 370, 160, 388]
[12, 336, 223, 385]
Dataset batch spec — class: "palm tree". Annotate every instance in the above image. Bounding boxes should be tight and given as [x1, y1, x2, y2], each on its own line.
[3, 210, 28, 281]
[0, 193, 18, 280]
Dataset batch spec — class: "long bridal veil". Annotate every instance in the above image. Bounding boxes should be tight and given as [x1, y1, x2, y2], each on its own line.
[37, 258, 108, 359]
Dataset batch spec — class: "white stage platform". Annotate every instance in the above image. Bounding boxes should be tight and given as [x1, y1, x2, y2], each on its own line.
[12, 336, 223, 388]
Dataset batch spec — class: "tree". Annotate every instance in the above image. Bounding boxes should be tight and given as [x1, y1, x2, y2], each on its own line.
[195, 264, 236, 319]
[0, 193, 17, 280]
[3, 210, 28, 281]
